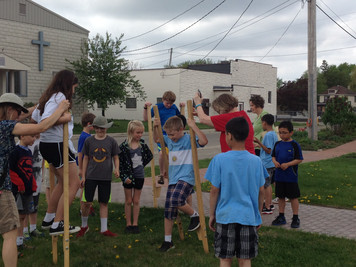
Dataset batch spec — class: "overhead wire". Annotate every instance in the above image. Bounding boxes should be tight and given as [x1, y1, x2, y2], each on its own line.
[122, 0, 206, 42]
[259, 5, 303, 62]
[123, 0, 227, 53]
[316, 3, 356, 40]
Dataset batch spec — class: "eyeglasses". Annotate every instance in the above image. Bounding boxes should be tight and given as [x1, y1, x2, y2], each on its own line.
[16, 109, 22, 116]
[278, 131, 290, 135]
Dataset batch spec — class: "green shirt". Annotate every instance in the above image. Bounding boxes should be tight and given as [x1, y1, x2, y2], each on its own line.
[253, 110, 269, 146]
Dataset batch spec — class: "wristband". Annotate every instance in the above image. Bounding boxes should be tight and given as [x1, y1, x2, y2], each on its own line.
[195, 104, 202, 108]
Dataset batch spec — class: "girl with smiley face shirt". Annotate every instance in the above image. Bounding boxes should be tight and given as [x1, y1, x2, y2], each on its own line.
[78, 116, 120, 237]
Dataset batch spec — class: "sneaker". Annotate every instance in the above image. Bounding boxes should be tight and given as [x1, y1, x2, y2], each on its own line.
[41, 218, 54, 230]
[23, 231, 31, 241]
[157, 175, 164, 185]
[187, 216, 200, 231]
[30, 228, 44, 237]
[76, 226, 89, 238]
[291, 218, 300, 228]
[272, 215, 287, 226]
[270, 204, 275, 210]
[89, 205, 95, 216]
[101, 230, 118, 237]
[49, 221, 80, 236]
[272, 197, 279, 204]
[262, 207, 273, 214]
[125, 226, 133, 233]
[159, 241, 175, 252]
[131, 226, 140, 234]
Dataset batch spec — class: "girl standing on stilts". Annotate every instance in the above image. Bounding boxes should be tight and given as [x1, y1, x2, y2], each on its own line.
[119, 120, 153, 234]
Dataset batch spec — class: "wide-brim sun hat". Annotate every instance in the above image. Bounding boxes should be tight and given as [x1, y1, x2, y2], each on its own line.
[0, 93, 29, 113]
[92, 116, 113, 129]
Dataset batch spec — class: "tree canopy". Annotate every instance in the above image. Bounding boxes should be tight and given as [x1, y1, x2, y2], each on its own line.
[67, 32, 146, 116]
[277, 77, 308, 112]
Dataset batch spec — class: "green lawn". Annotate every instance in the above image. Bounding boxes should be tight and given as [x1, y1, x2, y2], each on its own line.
[7, 197, 356, 267]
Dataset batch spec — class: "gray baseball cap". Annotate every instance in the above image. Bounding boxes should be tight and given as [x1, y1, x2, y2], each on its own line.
[92, 116, 113, 128]
[0, 93, 29, 113]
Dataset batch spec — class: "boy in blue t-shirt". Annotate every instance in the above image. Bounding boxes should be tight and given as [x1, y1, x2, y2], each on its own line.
[253, 114, 278, 214]
[272, 120, 303, 228]
[143, 90, 184, 184]
[153, 116, 208, 252]
[76, 112, 96, 217]
[206, 117, 267, 266]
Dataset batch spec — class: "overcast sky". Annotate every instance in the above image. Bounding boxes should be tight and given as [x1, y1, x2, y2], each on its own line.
[33, 0, 356, 81]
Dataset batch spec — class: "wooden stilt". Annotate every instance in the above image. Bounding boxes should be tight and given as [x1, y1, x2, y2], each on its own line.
[63, 122, 70, 267]
[153, 106, 184, 239]
[49, 166, 58, 264]
[146, 104, 160, 206]
[187, 100, 209, 253]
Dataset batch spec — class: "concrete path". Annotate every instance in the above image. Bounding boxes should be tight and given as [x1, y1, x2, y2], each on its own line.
[109, 140, 356, 240]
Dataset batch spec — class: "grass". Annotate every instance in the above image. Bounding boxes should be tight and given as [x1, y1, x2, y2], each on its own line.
[6, 196, 356, 267]
[73, 119, 213, 134]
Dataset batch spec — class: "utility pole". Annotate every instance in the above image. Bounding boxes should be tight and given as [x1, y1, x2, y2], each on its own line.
[168, 48, 173, 67]
[308, 0, 318, 140]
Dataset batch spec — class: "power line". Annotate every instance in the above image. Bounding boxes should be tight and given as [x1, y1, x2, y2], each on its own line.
[123, 0, 226, 53]
[122, 0, 206, 42]
[318, 0, 356, 36]
[316, 3, 356, 40]
[203, 0, 254, 59]
[259, 5, 303, 62]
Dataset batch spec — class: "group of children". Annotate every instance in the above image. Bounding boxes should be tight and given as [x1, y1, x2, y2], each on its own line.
[9, 88, 304, 267]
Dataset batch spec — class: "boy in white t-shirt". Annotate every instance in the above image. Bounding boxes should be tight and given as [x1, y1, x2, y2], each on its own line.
[206, 117, 268, 267]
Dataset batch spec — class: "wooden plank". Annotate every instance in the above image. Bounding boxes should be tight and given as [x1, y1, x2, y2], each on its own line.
[63, 122, 70, 267]
[49, 167, 58, 264]
[187, 100, 209, 253]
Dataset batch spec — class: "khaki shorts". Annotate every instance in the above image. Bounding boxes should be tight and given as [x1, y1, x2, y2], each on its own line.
[0, 190, 20, 234]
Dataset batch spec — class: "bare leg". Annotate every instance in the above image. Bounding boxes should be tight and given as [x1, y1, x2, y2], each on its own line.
[265, 185, 272, 209]
[238, 258, 251, 267]
[186, 194, 193, 207]
[81, 202, 91, 217]
[164, 218, 174, 236]
[29, 212, 37, 227]
[17, 214, 25, 241]
[132, 189, 142, 226]
[53, 163, 80, 222]
[290, 198, 299, 215]
[178, 203, 194, 216]
[100, 202, 108, 219]
[220, 258, 232, 267]
[278, 198, 286, 213]
[124, 188, 133, 227]
[2, 229, 18, 267]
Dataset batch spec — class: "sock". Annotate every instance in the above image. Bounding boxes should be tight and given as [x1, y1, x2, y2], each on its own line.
[44, 213, 55, 222]
[100, 218, 108, 233]
[16, 236, 24, 246]
[293, 214, 299, 220]
[30, 224, 36, 232]
[81, 216, 89, 228]
[51, 221, 59, 229]
[279, 213, 285, 217]
[190, 211, 199, 217]
[164, 235, 172, 242]
[23, 227, 29, 234]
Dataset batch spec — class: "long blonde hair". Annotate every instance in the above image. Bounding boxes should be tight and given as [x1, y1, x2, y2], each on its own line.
[127, 120, 145, 148]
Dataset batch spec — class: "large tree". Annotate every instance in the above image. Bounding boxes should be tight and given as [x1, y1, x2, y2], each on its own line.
[277, 78, 308, 113]
[67, 32, 146, 116]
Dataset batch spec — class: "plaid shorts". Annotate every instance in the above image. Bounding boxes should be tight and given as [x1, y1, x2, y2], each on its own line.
[164, 180, 193, 220]
[214, 223, 258, 259]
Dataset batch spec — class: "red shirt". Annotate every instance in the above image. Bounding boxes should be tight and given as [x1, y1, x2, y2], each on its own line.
[211, 111, 255, 154]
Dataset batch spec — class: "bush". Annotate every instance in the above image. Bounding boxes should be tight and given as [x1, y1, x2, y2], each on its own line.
[322, 96, 356, 134]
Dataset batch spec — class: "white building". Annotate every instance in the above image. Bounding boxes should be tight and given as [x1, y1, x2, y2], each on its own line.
[91, 59, 277, 121]
[0, 0, 88, 121]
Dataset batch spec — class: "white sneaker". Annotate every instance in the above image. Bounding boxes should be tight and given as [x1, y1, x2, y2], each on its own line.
[272, 197, 279, 204]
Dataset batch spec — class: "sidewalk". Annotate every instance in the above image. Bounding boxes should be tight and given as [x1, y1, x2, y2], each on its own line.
[110, 140, 356, 240]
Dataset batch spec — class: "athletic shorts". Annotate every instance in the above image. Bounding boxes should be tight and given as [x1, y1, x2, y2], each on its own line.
[40, 142, 76, 169]
[15, 193, 35, 215]
[164, 180, 193, 220]
[275, 181, 300, 199]
[123, 178, 144, 190]
[264, 168, 275, 188]
[214, 223, 258, 259]
[84, 179, 111, 203]
[0, 190, 20, 234]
